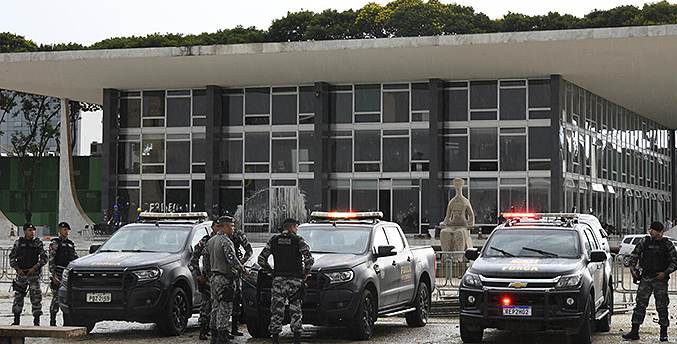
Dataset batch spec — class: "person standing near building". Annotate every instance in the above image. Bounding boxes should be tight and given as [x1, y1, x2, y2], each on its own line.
[228, 222, 253, 337]
[258, 218, 314, 344]
[190, 219, 221, 340]
[623, 221, 677, 341]
[202, 215, 248, 344]
[664, 218, 673, 230]
[108, 205, 122, 231]
[48, 222, 78, 326]
[9, 223, 48, 326]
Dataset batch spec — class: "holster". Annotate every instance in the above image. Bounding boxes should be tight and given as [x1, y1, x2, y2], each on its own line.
[50, 279, 60, 290]
[12, 280, 27, 294]
[216, 281, 234, 302]
[290, 282, 307, 302]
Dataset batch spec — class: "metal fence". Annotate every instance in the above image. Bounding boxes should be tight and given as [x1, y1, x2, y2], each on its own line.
[0, 248, 91, 293]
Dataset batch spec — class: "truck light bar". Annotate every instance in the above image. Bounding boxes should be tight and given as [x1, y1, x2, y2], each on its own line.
[139, 212, 209, 219]
[311, 211, 383, 220]
[503, 213, 536, 218]
[503, 212, 581, 219]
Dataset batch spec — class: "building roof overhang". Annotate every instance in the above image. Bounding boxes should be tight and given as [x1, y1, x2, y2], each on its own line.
[1, 24, 677, 128]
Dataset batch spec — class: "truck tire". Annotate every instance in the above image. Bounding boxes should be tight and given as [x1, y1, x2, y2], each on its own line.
[460, 318, 483, 343]
[246, 316, 271, 338]
[596, 285, 613, 332]
[63, 313, 95, 333]
[405, 281, 430, 327]
[569, 295, 594, 344]
[157, 287, 189, 336]
[348, 289, 376, 340]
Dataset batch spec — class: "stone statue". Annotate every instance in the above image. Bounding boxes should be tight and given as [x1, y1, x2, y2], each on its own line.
[439, 178, 475, 252]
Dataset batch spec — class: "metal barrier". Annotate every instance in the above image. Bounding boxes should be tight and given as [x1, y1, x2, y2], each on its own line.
[0, 247, 91, 293]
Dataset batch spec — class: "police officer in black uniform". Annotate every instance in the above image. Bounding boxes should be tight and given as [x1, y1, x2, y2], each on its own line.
[623, 221, 677, 341]
[48, 222, 78, 326]
[9, 223, 48, 326]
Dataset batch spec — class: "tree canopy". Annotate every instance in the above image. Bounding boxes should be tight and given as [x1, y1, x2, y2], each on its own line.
[2, 1, 677, 52]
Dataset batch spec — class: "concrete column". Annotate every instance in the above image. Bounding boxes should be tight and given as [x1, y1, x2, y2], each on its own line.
[101, 89, 119, 224]
[550, 75, 564, 212]
[59, 99, 94, 235]
[428, 79, 444, 232]
[313, 82, 330, 211]
[205, 86, 222, 218]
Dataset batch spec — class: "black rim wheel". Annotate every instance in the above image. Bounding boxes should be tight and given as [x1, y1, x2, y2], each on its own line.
[362, 294, 375, 336]
[172, 290, 188, 331]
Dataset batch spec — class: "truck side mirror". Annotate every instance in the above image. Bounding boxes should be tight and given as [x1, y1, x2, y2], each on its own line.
[589, 250, 607, 263]
[465, 248, 480, 261]
[376, 245, 396, 257]
[89, 244, 101, 254]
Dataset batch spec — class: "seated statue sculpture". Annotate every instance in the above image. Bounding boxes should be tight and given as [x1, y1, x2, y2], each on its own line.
[439, 178, 475, 253]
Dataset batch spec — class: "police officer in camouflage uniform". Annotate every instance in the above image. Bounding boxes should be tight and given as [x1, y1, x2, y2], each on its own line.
[623, 221, 677, 341]
[190, 219, 221, 340]
[258, 218, 314, 344]
[9, 223, 48, 326]
[48, 222, 78, 326]
[228, 224, 253, 337]
[203, 215, 249, 344]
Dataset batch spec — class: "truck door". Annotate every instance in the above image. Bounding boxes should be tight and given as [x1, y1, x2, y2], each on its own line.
[582, 227, 604, 307]
[385, 226, 416, 304]
[190, 225, 210, 307]
[373, 227, 399, 307]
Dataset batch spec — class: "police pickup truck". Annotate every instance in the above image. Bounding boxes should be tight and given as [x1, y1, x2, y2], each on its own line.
[459, 213, 612, 344]
[58, 212, 212, 335]
[242, 211, 436, 340]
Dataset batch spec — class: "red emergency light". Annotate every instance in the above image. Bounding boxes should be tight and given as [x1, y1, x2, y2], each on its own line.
[502, 297, 511, 306]
[503, 213, 537, 218]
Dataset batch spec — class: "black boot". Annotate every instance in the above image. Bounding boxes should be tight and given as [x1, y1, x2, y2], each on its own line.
[272, 333, 280, 344]
[33, 315, 40, 326]
[294, 331, 301, 344]
[231, 315, 243, 336]
[199, 323, 209, 340]
[622, 323, 640, 340]
[50, 313, 57, 326]
[12, 314, 20, 326]
[217, 330, 234, 344]
[661, 326, 668, 342]
[210, 328, 218, 344]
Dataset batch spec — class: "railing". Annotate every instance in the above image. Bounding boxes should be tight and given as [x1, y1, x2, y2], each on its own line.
[0, 248, 91, 293]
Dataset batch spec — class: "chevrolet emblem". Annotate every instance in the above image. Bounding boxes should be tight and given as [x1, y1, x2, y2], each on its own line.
[508, 282, 528, 288]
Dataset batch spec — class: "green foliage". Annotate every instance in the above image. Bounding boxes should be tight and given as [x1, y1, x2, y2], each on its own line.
[0, 32, 37, 53]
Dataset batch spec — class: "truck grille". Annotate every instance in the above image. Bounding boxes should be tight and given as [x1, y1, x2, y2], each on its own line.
[70, 270, 135, 289]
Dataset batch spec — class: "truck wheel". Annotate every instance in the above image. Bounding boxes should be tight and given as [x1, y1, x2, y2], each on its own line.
[246, 316, 271, 338]
[596, 286, 613, 332]
[63, 313, 96, 333]
[569, 295, 594, 344]
[460, 318, 483, 343]
[158, 287, 189, 336]
[348, 289, 376, 340]
[405, 282, 430, 327]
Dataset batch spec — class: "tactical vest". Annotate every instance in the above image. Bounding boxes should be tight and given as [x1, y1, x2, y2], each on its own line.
[17, 237, 40, 270]
[270, 232, 303, 278]
[53, 238, 76, 268]
[641, 236, 670, 273]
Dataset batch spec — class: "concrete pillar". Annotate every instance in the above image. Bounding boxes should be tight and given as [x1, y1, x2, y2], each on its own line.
[313, 82, 330, 211]
[59, 99, 94, 235]
[428, 79, 444, 231]
[550, 75, 564, 212]
[101, 89, 119, 224]
[205, 86, 222, 219]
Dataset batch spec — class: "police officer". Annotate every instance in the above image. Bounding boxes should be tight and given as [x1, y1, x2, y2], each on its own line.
[9, 223, 48, 326]
[258, 218, 314, 344]
[190, 219, 221, 340]
[48, 222, 78, 326]
[623, 221, 677, 341]
[228, 223, 253, 337]
[202, 215, 249, 344]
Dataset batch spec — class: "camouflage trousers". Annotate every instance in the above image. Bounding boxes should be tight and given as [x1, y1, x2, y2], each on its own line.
[199, 287, 211, 327]
[13, 274, 43, 316]
[269, 276, 305, 335]
[210, 274, 235, 331]
[632, 275, 670, 326]
[232, 276, 242, 319]
[50, 280, 61, 315]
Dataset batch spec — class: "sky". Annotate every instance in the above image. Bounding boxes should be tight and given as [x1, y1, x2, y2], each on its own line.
[0, 0, 655, 154]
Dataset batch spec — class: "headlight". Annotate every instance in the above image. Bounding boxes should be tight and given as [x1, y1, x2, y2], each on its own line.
[132, 267, 162, 282]
[461, 273, 483, 288]
[555, 274, 582, 289]
[324, 270, 354, 284]
[61, 268, 71, 286]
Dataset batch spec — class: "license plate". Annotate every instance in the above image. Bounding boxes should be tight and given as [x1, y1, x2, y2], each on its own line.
[502, 306, 531, 316]
[86, 293, 112, 303]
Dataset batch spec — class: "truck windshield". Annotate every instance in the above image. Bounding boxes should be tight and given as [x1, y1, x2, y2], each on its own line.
[99, 226, 190, 253]
[484, 229, 580, 258]
[298, 226, 371, 254]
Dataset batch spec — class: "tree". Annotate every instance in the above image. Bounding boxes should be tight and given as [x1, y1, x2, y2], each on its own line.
[10, 93, 61, 223]
[0, 32, 38, 53]
[0, 89, 19, 139]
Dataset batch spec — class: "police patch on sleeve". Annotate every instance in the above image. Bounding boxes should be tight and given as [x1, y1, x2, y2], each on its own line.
[228, 252, 234, 260]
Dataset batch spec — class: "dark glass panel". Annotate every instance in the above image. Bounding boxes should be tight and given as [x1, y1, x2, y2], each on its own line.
[469, 178, 497, 224]
[193, 90, 206, 116]
[143, 91, 165, 117]
[299, 86, 314, 114]
[444, 90, 467, 121]
[245, 132, 269, 163]
[245, 87, 270, 115]
[354, 84, 380, 112]
[272, 139, 297, 173]
[470, 128, 497, 160]
[299, 131, 314, 163]
[222, 95, 243, 126]
[119, 98, 140, 128]
[330, 93, 352, 123]
[352, 180, 378, 212]
[329, 188, 350, 212]
[529, 127, 551, 159]
[166, 141, 191, 174]
[393, 188, 419, 234]
[220, 140, 243, 173]
[244, 179, 270, 226]
[117, 189, 140, 224]
[191, 180, 205, 212]
[167, 98, 191, 127]
[219, 187, 242, 217]
[444, 136, 467, 171]
[411, 129, 428, 161]
[383, 137, 409, 172]
[192, 137, 205, 163]
[383, 91, 409, 123]
[529, 79, 551, 108]
[411, 83, 429, 111]
[118, 141, 140, 174]
[142, 134, 164, 163]
[470, 81, 497, 109]
[166, 188, 190, 212]
[500, 88, 526, 120]
[500, 185, 527, 213]
[528, 177, 550, 212]
[500, 136, 526, 171]
[142, 180, 164, 212]
[354, 130, 380, 162]
[329, 138, 352, 172]
[272, 94, 297, 125]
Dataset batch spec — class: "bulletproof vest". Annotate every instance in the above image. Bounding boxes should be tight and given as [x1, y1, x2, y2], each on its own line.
[641, 236, 670, 273]
[231, 232, 244, 260]
[54, 238, 76, 267]
[17, 237, 40, 269]
[270, 232, 303, 278]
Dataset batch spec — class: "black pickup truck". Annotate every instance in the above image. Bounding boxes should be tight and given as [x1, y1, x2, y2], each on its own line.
[242, 211, 436, 340]
[459, 215, 613, 344]
[58, 212, 212, 334]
